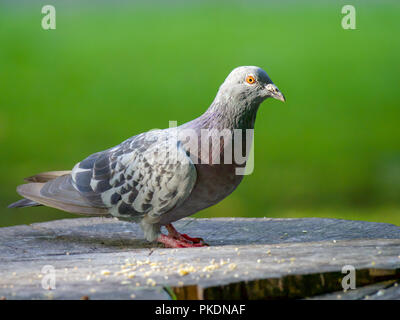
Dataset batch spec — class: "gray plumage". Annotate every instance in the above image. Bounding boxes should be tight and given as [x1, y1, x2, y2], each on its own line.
[9, 66, 285, 242]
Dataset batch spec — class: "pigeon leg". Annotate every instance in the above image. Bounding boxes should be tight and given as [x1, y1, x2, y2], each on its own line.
[156, 224, 209, 248]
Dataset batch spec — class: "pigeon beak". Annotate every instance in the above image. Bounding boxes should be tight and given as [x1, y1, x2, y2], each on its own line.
[265, 84, 286, 102]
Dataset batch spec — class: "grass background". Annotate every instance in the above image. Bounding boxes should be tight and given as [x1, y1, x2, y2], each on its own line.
[1, 0, 400, 227]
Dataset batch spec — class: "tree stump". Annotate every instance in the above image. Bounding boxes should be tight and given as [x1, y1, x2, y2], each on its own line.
[0, 217, 399, 300]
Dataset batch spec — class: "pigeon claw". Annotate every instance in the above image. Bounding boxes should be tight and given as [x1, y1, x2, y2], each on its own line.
[157, 234, 208, 248]
[157, 224, 209, 248]
[180, 233, 206, 244]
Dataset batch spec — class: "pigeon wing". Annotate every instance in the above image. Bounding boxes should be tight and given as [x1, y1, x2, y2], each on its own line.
[72, 131, 197, 221]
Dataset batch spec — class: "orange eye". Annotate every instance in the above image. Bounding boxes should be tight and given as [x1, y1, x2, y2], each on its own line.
[246, 75, 256, 84]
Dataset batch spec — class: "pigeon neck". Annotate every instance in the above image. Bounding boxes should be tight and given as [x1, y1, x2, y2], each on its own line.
[199, 98, 261, 131]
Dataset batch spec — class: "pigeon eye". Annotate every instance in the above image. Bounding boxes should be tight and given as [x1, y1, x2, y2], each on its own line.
[246, 75, 256, 84]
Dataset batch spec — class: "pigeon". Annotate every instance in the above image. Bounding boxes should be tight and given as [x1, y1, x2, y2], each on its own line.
[8, 66, 285, 248]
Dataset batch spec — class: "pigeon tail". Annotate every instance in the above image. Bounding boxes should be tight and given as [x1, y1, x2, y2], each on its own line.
[8, 198, 42, 208]
[12, 176, 108, 216]
[8, 170, 72, 209]
[24, 170, 71, 183]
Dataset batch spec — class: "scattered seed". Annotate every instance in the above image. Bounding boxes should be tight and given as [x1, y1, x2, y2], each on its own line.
[146, 278, 156, 286]
[178, 266, 195, 276]
[101, 270, 111, 276]
[228, 263, 237, 271]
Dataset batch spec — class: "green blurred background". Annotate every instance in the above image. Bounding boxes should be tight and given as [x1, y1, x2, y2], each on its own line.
[1, 0, 399, 227]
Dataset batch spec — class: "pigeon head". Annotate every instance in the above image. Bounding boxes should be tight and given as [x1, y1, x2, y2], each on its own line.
[188, 66, 286, 130]
[216, 66, 285, 105]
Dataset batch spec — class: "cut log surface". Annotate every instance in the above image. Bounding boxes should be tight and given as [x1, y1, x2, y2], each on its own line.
[0, 217, 399, 300]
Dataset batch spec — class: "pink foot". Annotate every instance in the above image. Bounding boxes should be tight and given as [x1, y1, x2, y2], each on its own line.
[180, 233, 205, 244]
[156, 224, 209, 248]
[157, 234, 207, 248]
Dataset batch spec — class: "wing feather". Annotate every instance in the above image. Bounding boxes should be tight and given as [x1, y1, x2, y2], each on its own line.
[71, 130, 197, 221]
